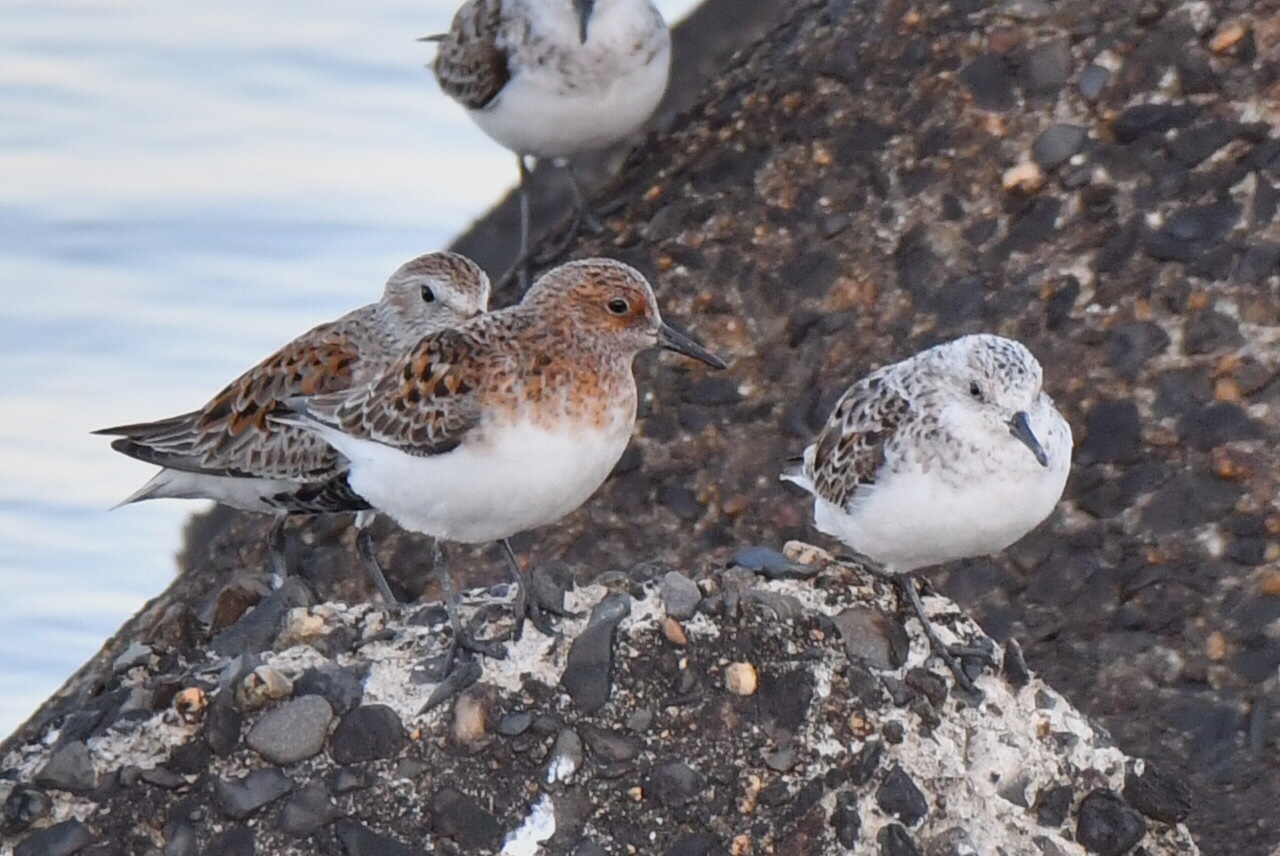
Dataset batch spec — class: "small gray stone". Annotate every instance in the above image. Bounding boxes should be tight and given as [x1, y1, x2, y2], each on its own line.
[335, 820, 426, 856]
[1078, 64, 1109, 101]
[1123, 763, 1190, 824]
[35, 742, 97, 795]
[561, 593, 630, 713]
[831, 608, 909, 670]
[428, 787, 502, 850]
[3, 785, 52, 831]
[547, 728, 584, 783]
[1077, 789, 1146, 856]
[497, 711, 533, 736]
[646, 761, 703, 808]
[877, 823, 922, 856]
[214, 768, 295, 820]
[293, 665, 364, 715]
[247, 695, 333, 765]
[625, 709, 654, 732]
[764, 748, 796, 772]
[329, 704, 405, 764]
[163, 820, 198, 856]
[1033, 124, 1087, 170]
[661, 572, 702, 620]
[876, 766, 929, 826]
[15, 819, 93, 856]
[111, 642, 153, 674]
[205, 827, 255, 856]
[203, 694, 243, 756]
[580, 723, 640, 762]
[279, 780, 339, 837]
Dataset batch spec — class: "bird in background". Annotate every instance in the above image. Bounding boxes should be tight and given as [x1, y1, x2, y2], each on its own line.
[427, 0, 672, 288]
[96, 252, 492, 604]
[278, 257, 725, 670]
[782, 334, 1073, 692]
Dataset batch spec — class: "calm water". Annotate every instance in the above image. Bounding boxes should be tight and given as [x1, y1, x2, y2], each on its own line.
[0, 0, 696, 737]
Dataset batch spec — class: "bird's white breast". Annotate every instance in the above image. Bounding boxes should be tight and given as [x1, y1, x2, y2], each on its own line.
[473, 1, 671, 157]
[331, 417, 634, 544]
[813, 397, 1072, 573]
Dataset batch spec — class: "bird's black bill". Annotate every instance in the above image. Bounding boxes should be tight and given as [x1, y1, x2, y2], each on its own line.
[575, 0, 595, 43]
[1008, 411, 1049, 467]
[657, 322, 727, 370]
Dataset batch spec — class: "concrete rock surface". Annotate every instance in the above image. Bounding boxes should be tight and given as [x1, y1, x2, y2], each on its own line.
[0, 546, 1199, 855]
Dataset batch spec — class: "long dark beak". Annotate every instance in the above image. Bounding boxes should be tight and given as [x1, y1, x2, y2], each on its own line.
[657, 322, 727, 369]
[1008, 411, 1049, 467]
[575, 0, 594, 43]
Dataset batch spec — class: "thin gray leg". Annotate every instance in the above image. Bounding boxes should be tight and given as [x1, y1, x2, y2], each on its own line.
[353, 511, 399, 606]
[836, 552, 984, 693]
[266, 513, 289, 589]
[434, 540, 506, 670]
[497, 155, 533, 291]
[566, 160, 605, 235]
[500, 539, 556, 639]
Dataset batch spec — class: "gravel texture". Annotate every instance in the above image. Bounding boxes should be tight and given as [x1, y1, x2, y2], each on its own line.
[0, 544, 1200, 854]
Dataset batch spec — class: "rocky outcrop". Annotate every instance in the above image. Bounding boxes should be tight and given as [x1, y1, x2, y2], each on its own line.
[6, 0, 1280, 852]
[0, 545, 1199, 855]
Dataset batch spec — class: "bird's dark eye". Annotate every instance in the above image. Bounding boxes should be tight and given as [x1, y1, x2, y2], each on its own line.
[421, 285, 436, 303]
[969, 381, 984, 401]
[607, 298, 629, 315]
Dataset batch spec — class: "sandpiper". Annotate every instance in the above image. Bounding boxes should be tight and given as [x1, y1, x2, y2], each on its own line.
[96, 252, 491, 602]
[429, 0, 671, 286]
[782, 334, 1073, 691]
[278, 258, 725, 658]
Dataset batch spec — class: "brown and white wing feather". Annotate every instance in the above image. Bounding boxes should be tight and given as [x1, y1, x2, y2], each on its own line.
[433, 0, 511, 110]
[95, 324, 362, 480]
[805, 374, 911, 510]
[290, 327, 489, 458]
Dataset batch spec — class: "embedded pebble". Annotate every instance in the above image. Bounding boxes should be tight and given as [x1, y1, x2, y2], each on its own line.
[661, 571, 702, 620]
[580, 723, 641, 762]
[335, 819, 425, 856]
[428, 787, 502, 849]
[560, 592, 630, 713]
[3, 785, 52, 831]
[213, 767, 295, 820]
[329, 704, 405, 764]
[1123, 764, 1191, 824]
[646, 761, 703, 808]
[877, 823, 922, 856]
[546, 728, 584, 784]
[661, 616, 688, 646]
[279, 780, 340, 837]
[1032, 124, 1086, 169]
[725, 662, 758, 696]
[1002, 161, 1045, 193]
[876, 766, 929, 826]
[245, 695, 333, 765]
[293, 664, 365, 715]
[234, 665, 293, 711]
[14, 819, 92, 856]
[35, 742, 97, 795]
[1076, 789, 1147, 856]
[831, 608, 909, 670]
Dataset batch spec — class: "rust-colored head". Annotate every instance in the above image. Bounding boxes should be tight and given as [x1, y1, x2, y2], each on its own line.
[523, 258, 726, 368]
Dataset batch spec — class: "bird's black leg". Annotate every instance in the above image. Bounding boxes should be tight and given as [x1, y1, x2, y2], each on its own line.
[532, 159, 609, 265]
[500, 539, 557, 641]
[353, 511, 399, 607]
[837, 552, 986, 693]
[433, 541, 505, 676]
